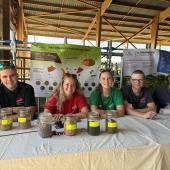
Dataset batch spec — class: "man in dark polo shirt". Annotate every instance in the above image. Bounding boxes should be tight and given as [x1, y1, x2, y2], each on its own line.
[0, 63, 36, 120]
[122, 70, 156, 119]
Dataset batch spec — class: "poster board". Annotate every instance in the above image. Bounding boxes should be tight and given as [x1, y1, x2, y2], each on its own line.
[123, 49, 159, 76]
[30, 43, 101, 97]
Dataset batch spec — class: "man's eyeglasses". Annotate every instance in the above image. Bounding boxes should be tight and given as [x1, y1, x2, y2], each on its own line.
[131, 79, 144, 83]
[0, 63, 16, 70]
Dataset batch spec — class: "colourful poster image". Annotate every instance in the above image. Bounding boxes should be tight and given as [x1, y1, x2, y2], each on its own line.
[30, 43, 101, 97]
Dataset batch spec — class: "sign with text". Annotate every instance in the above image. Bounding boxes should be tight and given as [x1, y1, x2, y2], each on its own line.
[30, 43, 101, 97]
[123, 49, 159, 76]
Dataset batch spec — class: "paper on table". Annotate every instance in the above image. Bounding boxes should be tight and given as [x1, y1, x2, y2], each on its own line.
[159, 108, 170, 115]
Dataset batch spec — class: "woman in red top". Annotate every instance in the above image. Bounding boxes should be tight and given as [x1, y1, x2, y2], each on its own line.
[44, 73, 88, 120]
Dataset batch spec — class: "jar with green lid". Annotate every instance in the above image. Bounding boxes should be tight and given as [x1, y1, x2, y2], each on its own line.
[38, 112, 53, 138]
[106, 112, 118, 134]
[87, 112, 100, 136]
[64, 115, 77, 136]
[18, 108, 31, 129]
[0, 108, 13, 131]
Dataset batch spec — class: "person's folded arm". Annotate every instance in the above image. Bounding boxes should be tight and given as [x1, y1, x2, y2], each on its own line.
[125, 101, 156, 119]
[135, 102, 156, 113]
[74, 106, 88, 118]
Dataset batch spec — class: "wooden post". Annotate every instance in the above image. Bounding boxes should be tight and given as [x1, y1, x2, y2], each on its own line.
[96, 10, 101, 47]
[2, 0, 11, 63]
[17, 0, 24, 57]
[151, 16, 159, 49]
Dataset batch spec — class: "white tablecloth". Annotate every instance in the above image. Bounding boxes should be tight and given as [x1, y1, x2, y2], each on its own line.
[0, 114, 170, 170]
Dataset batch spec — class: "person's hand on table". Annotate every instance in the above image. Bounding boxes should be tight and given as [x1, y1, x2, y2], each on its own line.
[142, 111, 157, 119]
[53, 114, 64, 121]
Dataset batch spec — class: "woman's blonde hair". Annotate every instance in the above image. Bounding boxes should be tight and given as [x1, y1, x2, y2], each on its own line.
[52, 73, 83, 109]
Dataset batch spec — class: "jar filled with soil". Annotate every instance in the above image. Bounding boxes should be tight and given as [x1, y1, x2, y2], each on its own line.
[0, 108, 13, 131]
[38, 112, 53, 138]
[106, 112, 118, 134]
[87, 112, 100, 136]
[18, 108, 31, 129]
[64, 115, 77, 136]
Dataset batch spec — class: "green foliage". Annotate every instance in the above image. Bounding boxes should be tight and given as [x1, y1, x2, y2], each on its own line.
[145, 74, 168, 89]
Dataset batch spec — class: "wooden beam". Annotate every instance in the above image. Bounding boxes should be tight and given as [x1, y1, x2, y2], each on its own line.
[159, 6, 170, 22]
[160, 37, 170, 45]
[3, 0, 11, 62]
[26, 21, 153, 36]
[96, 10, 101, 47]
[100, 0, 112, 16]
[26, 8, 98, 19]
[25, 12, 147, 24]
[17, 0, 24, 58]
[23, 13, 27, 35]
[151, 16, 159, 49]
[26, 17, 85, 36]
[17, 0, 23, 41]
[104, 18, 137, 49]
[115, 20, 153, 48]
[28, 32, 156, 42]
[83, 0, 112, 40]
[24, 0, 95, 11]
[24, 5, 154, 20]
[27, 27, 152, 41]
[3, 0, 10, 42]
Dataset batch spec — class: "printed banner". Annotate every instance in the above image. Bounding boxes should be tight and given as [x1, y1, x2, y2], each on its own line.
[123, 49, 159, 76]
[30, 43, 101, 97]
[157, 50, 170, 73]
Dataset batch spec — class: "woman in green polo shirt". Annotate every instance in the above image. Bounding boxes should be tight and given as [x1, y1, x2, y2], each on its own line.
[90, 69, 125, 118]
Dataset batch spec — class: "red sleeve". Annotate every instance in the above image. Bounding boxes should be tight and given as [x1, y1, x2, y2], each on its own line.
[76, 95, 88, 111]
[44, 96, 57, 114]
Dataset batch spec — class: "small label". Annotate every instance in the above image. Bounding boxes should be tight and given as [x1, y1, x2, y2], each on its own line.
[18, 117, 26, 123]
[89, 122, 100, 127]
[66, 124, 77, 130]
[1, 119, 12, 125]
[108, 122, 118, 128]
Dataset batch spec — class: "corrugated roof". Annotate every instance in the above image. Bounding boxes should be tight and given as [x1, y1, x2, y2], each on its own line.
[23, 0, 170, 45]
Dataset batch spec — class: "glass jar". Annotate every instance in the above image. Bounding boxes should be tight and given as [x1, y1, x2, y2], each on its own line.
[18, 108, 31, 129]
[0, 108, 13, 131]
[64, 115, 77, 136]
[106, 112, 118, 134]
[106, 110, 117, 118]
[87, 112, 100, 136]
[38, 112, 53, 138]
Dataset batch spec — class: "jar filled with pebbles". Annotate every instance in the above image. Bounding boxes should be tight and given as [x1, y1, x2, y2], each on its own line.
[0, 108, 13, 131]
[87, 112, 100, 136]
[18, 108, 31, 129]
[64, 115, 77, 136]
[38, 112, 53, 138]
